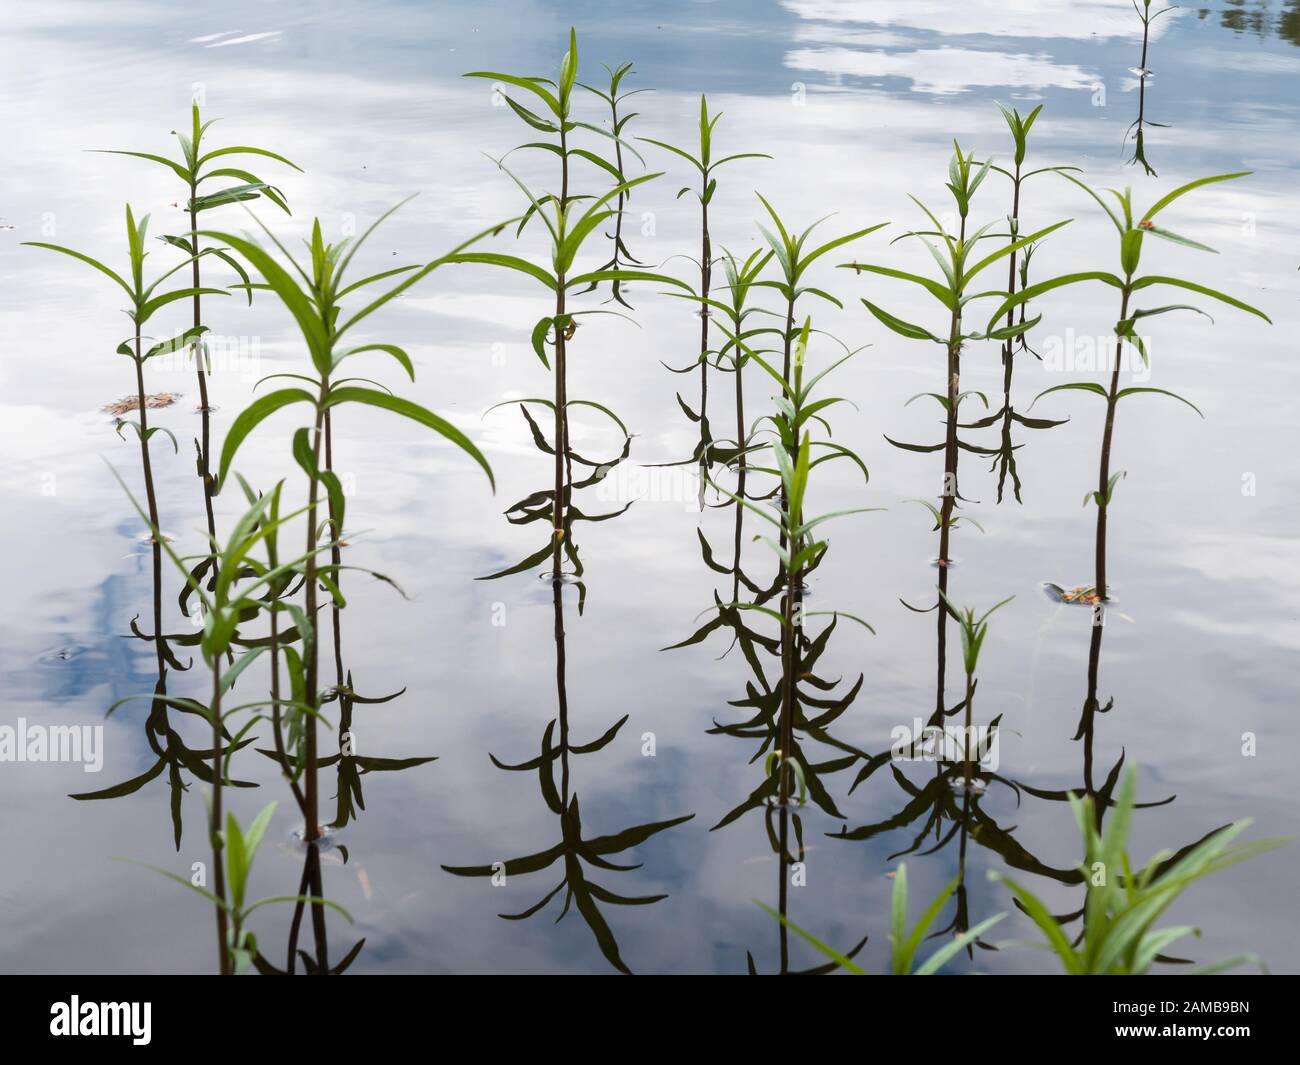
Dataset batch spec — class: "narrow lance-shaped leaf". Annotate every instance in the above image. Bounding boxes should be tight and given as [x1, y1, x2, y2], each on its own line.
[323, 387, 495, 489]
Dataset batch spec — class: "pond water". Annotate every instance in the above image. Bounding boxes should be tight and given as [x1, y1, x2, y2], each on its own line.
[1, 0, 1297, 974]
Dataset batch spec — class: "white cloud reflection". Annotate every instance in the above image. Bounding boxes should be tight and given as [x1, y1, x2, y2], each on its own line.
[785, 45, 1096, 94]
[782, 0, 1184, 41]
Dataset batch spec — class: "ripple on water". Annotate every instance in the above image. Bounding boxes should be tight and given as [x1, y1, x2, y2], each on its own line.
[37, 643, 89, 665]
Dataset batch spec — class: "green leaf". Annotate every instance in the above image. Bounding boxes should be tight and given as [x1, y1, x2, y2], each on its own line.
[861, 299, 942, 342]
[445, 251, 558, 290]
[115, 859, 230, 913]
[990, 872, 1081, 973]
[898, 873, 957, 973]
[846, 263, 956, 311]
[712, 152, 773, 169]
[323, 387, 494, 489]
[798, 222, 888, 273]
[559, 172, 662, 272]
[198, 229, 333, 373]
[196, 145, 302, 173]
[22, 241, 133, 298]
[754, 901, 866, 974]
[985, 271, 1122, 333]
[1142, 172, 1249, 223]
[138, 286, 228, 323]
[243, 894, 354, 922]
[225, 810, 250, 910]
[504, 95, 559, 132]
[964, 219, 1071, 282]
[216, 388, 315, 492]
[566, 268, 691, 292]
[143, 325, 208, 361]
[1057, 172, 1125, 236]
[242, 802, 278, 868]
[890, 865, 909, 973]
[333, 343, 415, 381]
[463, 72, 562, 117]
[1130, 275, 1270, 322]
[220, 646, 267, 695]
[1115, 386, 1204, 417]
[93, 149, 192, 184]
[559, 27, 578, 109]
[637, 137, 705, 174]
[530, 317, 554, 369]
[1032, 381, 1109, 406]
[1143, 224, 1218, 254]
[570, 148, 623, 183]
[335, 264, 422, 299]
[914, 913, 1007, 975]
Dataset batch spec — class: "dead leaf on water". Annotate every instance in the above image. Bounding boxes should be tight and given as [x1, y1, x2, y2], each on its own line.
[103, 392, 182, 416]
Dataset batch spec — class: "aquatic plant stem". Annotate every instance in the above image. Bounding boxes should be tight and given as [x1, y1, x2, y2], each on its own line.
[777, 800, 790, 974]
[1001, 165, 1023, 396]
[130, 334, 164, 679]
[209, 659, 231, 975]
[307, 842, 329, 971]
[553, 577, 571, 802]
[605, 86, 641, 301]
[325, 411, 345, 690]
[302, 397, 327, 842]
[698, 194, 712, 430]
[992, 163, 1026, 503]
[780, 295, 795, 385]
[935, 215, 968, 720]
[552, 126, 572, 580]
[962, 670, 975, 792]
[731, 350, 747, 579]
[268, 606, 306, 817]
[776, 295, 796, 554]
[1094, 289, 1131, 600]
[1130, 7, 1157, 175]
[285, 858, 311, 971]
[1080, 619, 1104, 810]
[188, 198, 219, 583]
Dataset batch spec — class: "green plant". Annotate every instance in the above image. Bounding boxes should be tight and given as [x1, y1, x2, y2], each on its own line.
[127, 801, 350, 975]
[1128, 1, 1176, 176]
[24, 207, 223, 673]
[108, 464, 337, 974]
[98, 102, 298, 598]
[709, 249, 774, 501]
[845, 143, 1067, 719]
[709, 319, 877, 806]
[578, 61, 648, 307]
[206, 203, 501, 842]
[992, 766, 1287, 974]
[995, 172, 1270, 600]
[457, 28, 685, 580]
[666, 394, 870, 843]
[960, 104, 1075, 502]
[754, 198, 883, 389]
[444, 570, 693, 974]
[641, 96, 769, 456]
[938, 591, 1014, 791]
[758, 862, 1005, 974]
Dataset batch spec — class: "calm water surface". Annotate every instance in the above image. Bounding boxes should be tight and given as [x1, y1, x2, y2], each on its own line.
[1, 0, 1298, 974]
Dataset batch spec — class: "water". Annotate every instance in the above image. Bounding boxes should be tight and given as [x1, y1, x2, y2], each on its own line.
[1, 0, 1297, 974]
